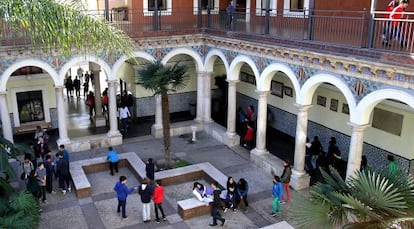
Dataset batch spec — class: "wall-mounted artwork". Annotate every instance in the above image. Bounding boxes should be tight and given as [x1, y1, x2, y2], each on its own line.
[284, 86, 293, 97]
[330, 99, 338, 112]
[271, 81, 284, 98]
[342, 103, 349, 114]
[317, 95, 326, 107]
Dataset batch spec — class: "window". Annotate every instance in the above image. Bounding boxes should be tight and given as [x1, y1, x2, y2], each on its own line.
[144, 0, 172, 15]
[17, 90, 45, 123]
[255, 0, 277, 16]
[290, 0, 304, 12]
[148, 0, 167, 11]
[283, 0, 309, 17]
[193, 0, 219, 14]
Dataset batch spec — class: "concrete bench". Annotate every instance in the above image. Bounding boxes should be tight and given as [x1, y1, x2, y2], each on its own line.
[155, 162, 227, 220]
[260, 221, 295, 229]
[70, 152, 146, 198]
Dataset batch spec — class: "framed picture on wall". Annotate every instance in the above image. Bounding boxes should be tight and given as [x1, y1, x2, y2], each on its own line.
[271, 81, 284, 98]
[247, 75, 256, 84]
[240, 72, 248, 82]
[330, 99, 339, 112]
[284, 86, 293, 97]
[316, 95, 326, 107]
[342, 103, 349, 114]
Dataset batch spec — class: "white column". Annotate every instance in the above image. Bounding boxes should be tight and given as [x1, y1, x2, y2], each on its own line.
[55, 87, 69, 143]
[226, 80, 238, 136]
[107, 80, 120, 137]
[201, 71, 213, 123]
[292, 104, 312, 175]
[290, 104, 312, 190]
[0, 92, 13, 142]
[195, 71, 204, 122]
[346, 122, 370, 179]
[252, 90, 269, 154]
[93, 70, 103, 118]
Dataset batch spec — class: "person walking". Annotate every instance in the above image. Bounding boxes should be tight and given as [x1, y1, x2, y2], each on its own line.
[226, 0, 235, 28]
[271, 175, 282, 216]
[145, 158, 155, 181]
[107, 146, 120, 176]
[36, 162, 47, 203]
[382, 0, 400, 46]
[73, 76, 81, 98]
[22, 156, 34, 182]
[56, 153, 71, 194]
[237, 178, 249, 213]
[388, 0, 409, 47]
[209, 181, 226, 227]
[113, 176, 137, 219]
[387, 154, 399, 175]
[153, 180, 167, 223]
[138, 178, 153, 222]
[280, 160, 292, 203]
[118, 104, 131, 131]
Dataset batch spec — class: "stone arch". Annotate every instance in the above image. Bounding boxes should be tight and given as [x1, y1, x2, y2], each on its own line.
[111, 51, 156, 79]
[228, 55, 260, 84]
[355, 88, 414, 125]
[204, 49, 230, 73]
[0, 58, 59, 91]
[59, 56, 112, 85]
[299, 73, 357, 121]
[161, 48, 203, 72]
[258, 63, 300, 97]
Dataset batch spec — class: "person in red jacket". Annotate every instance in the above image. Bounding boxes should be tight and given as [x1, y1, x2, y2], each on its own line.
[382, 0, 399, 45]
[153, 180, 166, 223]
[386, 0, 409, 47]
[243, 123, 254, 149]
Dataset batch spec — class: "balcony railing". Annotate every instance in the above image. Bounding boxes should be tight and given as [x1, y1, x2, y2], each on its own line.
[1, 8, 413, 54]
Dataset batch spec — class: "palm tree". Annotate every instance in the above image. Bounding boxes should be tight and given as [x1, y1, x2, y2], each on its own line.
[137, 60, 188, 168]
[0, 137, 40, 228]
[293, 166, 414, 228]
[1, 0, 134, 57]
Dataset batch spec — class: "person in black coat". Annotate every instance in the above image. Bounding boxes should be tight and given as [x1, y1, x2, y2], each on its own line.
[209, 181, 226, 227]
[56, 153, 71, 194]
[138, 178, 153, 222]
[145, 158, 155, 181]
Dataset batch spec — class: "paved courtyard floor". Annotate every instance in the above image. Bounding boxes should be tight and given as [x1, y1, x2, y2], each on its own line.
[37, 132, 306, 228]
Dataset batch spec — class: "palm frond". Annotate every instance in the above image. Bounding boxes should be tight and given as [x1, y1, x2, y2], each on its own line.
[291, 196, 334, 229]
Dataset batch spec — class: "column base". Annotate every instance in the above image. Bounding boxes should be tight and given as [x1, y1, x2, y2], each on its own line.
[151, 124, 163, 138]
[290, 169, 311, 191]
[56, 138, 71, 151]
[223, 132, 240, 147]
[250, 149, 286, 177]
[107, 130, 121, 138]
[93, 115, 106, 127]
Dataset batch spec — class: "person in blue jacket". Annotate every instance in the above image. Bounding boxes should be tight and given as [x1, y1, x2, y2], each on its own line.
[113, 176, 136, 219]
[107, 146, 120, 176]
[271, 175, 283, 216]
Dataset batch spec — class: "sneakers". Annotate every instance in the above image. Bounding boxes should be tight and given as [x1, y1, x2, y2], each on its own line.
[122, 216, 128, 220]
[156, 220, 160, 224]
[51, 190, 56, 194]
[223, 208, 228, 213]
[163, 217, 167, 221]
[221, 219, 226, 226]
[62, 190, 67, 195]
[244, 207, 249, 213]
[68, 187, 71, 192]
[209, 223, 218, 227]
[233, 208, 237, 213]
[270, 212, 280, 217]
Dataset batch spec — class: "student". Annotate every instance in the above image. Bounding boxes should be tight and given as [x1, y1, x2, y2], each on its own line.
[22, 156, 34, 182]
[237, 178, 249, 212]
[192, 182, 213, 203]
[56, 153, 71, 194]
[271, 175, 282, 216]
[118, 104, 131, 131]
[36, 162, 47, 203]
[113, 176, 137, 219]
[153, 180, 167, 223]
[59, 144, 70, 161]
[138, 178, 153, 222]
[387, 0, 409, 47]
[224, 176, 238, 212]
[107, 146, 120, 176]
[145, 158, 155, 181]
[280, 160, 292, 203]
[209, 181, 226, 227]
[226, 0, 235, 28]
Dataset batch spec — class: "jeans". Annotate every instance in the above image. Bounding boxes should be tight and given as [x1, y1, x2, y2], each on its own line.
[40, 185, 46, 201]
[109, 161, 118, 175]
[211, 206, 225, 225]
[271, 196, 281, 214]
[120, 118, 128, 131]
[154, 203, 165, 220]
[282, 182, 291, 202]
[142, 202, 151, 221]
[117, 199, 127, 218]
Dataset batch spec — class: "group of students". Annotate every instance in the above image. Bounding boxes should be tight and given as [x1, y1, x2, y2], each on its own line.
[23, 143, 71, 207]
[237, 105, 257, 150]
[271, 160, 292, 216]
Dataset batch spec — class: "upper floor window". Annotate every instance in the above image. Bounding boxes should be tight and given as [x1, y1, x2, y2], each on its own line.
[255, 0, 277, 16]
[283, 0, 309, 17]
[144, 0, 172, 15]
[148, 0, 167, 11]
[193, 0, 219, 15]
[290, 0, 304, 12]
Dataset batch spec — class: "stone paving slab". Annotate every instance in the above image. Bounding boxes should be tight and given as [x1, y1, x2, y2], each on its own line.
[38, 205, 88, 229]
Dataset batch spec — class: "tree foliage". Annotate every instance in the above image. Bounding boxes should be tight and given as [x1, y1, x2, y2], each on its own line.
[0, 0, 134, 57]
[293, 166, 414, 229]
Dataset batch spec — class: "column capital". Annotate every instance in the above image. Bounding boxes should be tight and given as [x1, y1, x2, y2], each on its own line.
[294, 103, 313, 112]
[255, 90, 270, 97]
[347, 122, 371, 131]
[107, 80, 118, 85]
[55, 86, 64, 91]
[197, 71, 212, 77]
[226, 79, 240, 86]
[0, 91, 7, 96]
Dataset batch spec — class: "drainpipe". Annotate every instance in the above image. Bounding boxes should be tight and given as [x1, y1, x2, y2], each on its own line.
[207, 0, 211, 28]
[264, 0, 270, 34]
[307, 0, 315, 41]
[153, 0, 159, 30]
[198, 0, 202, 28]
[104, 0, 109, 21]
[367, 0, 378, 49]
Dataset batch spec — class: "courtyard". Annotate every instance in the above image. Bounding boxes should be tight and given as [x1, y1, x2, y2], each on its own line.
[35, 132, 301, 229]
